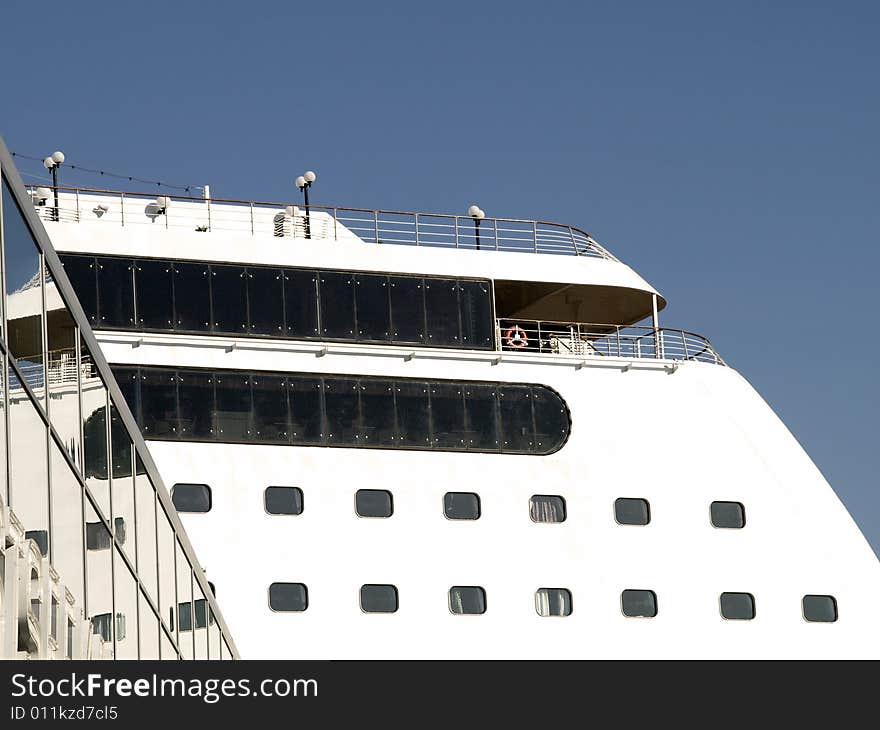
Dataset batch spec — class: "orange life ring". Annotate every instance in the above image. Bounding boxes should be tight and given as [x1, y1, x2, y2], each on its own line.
[504, 325, 528, 349]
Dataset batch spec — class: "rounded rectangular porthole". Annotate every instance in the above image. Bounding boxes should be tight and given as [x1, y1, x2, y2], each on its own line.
[268, 582, 308, 612]
[360, 584, 399, 613]
[355, 489, 393, 518]
[265, 486, 304, 515]
[802, 594, 837, 623]
[444, 492, 481, 520]
[529, 494, 566, 523]
[711, 501, 745, 529]
[621, 589, 657, 618]
[615, 498, 650, 526]
[449, 586, 486, 615]
[171, 483, 212, 513]
[720, 592, 755, 620]
[535, 588, 572, 617]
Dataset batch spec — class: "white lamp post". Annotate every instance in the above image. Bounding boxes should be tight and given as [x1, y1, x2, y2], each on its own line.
[295, 170, 317, 239]
[42, 150, 65, 221]
[468, 204, 485, 250]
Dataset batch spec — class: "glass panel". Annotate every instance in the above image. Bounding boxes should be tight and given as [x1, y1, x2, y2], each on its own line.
[535, 588, 573, 617]
[354, 274, 391, 341]
[449, 586, 486, 615]
[209, 609, 222, 660]
[283, 269, 319, 338]
[499, 385, 534, 453]
[459, 279, 493, 348]
[156, 504, 177, 649]
[289, 376, 323, 445]
[389, 276, 424, 344]
[8, 379, 49, 552]
[355, 489, 393, 518]
[319, 272, 355, 339]
[80, 343, 110, 516]
[424, 277, 460, 346]
[247, 267, 284, 336]
[109, 404, 136, 564]
[615, 498, 650, 526]
[529, 495, 566, 523]
[265, 486, 303, 515]
[193, 581, 209, 659]
[394, 381, 430, 448]
[58, 254, 98, 326]
[214, 371, 251, 440]
[429, 382, 466, 450]
[3, 180, 44, 371]
[46, 300, 79, 465]
[464, 384, 499, 451]
[50, 442, 85, 608]
[621, 589, 657, 618]
[113, 548, 139, 658]
[160, 624, 178, 660]
[172, 262, 210, 332]
[85, 499, 114, 656]
[134, 458, 158, 603]
[711, 501, 745, 529]
[139, 368, 177, 438]
[720, 592, 755, 620]
[176, 542, 194, 659]
[171, 484, 212, 513]
[323, 377, 359, 444]
[96, 257, 135, 329]
[360, 584, 398, 613]
[112, 366, 139, 425]
[135, 259, 174, 330]
[0, 356, 6, 505]
[358, 379, 396, 447]
[210, 264, 247, 334]
[444, 492, 481, 520]
[269, 583, 308, 612]
[803, 595, 837, 623]
[139, 590, 161, 659]
[532, 386, 569, 454]
[251, 374, 289, 443]
[177, 369, 214, 440]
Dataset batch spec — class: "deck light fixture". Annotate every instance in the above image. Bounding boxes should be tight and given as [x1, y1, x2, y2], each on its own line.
[468, 204, 485, 250]
[42, 150, 65, 221]
[155, 196, 171, 215]
[296, 170, 317, 239]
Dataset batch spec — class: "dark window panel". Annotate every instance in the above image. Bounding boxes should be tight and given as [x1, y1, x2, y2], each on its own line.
[214, 371, 252, 441]
[621, 589, 657, 618]
[464, 384, 499, 451]
[615, 498, 651, 526]
[86, 520, 125, 550]
[444, 492, 481, 520]
[355, 489, 393, 518]
[112, 367, 140, 424]
[135, 259, 174, 330]
[319, 272, 356, 338]
[25, 530, 48, 557]
[389, 276, 425, 344]
[83, 398, 108, 480]
[172, 262, 211, 332]
[109, 405, 132, 479]
[720, 592, 755, 620]
[355, 274, 391, 341]
[430, 382, 467, 450]
[210, 265, 248, 334]
[176, 370, 214, 440]
[536, 588, 572, 617]
[424, 277, 460, 346]
[269, 583, 308, 612]
[711, 501, 745, 529]
[458, 279, 494, 349]
[449, 586, 486, 615]
[288, 376, 323, 445]
[139, 369, 178, 437]
[251, 374, 290, 443]
[247, 267, 284, 336]
[96, 257, 135, 329]
[283, 269, 319, 338]
[499, 385, 534, 452]
[171, 484, 212, 513]
[529, 495, 566, 523]
[59, 255, 98, 325]
[360, 584, 398, 613]
[323, 378, 360, 444]
[394, 381, 431, 448]
[532, 386, 569, 454]
[358, 379, 397, 447]
[264, 487, 303, 516]
[803, 595, 837, 623]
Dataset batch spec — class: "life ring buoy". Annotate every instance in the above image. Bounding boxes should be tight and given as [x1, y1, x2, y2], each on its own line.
[504, 325, 528, 349]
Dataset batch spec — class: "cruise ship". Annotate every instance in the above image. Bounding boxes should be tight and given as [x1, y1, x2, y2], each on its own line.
[3, 139, 879, 659]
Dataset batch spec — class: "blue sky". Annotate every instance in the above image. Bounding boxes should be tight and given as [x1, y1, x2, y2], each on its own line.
[2, 1, 879, 552]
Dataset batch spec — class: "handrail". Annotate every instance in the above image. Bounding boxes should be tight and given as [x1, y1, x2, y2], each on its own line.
[28, 185, 617, 260]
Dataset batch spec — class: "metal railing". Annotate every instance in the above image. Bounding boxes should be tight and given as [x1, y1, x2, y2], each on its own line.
[28, 186, 617, 260]
[9, 348, 89, 392]
[496, 319, 725, 365]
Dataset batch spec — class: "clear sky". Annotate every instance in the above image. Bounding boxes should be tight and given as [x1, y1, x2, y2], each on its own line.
[2, 1, 878, 552]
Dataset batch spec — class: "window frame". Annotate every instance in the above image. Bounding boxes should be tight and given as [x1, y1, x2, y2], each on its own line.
[170, 483, 212, 514]
[264, 486, 304, 516]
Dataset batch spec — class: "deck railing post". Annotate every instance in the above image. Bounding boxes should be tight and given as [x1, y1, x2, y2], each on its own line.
[454, 216, 459, 248]
[569, 227, 578, 255]
[249, 202, 254, 235]
[414, 213, 419, 246]
[374, 210, 380, 244]
[616, 325, 622, 358]
[533, 221, 538, 253]
[120, 192, 125, 227]
[493, 219, 499, 251]
[681, 331, 689, 360]
[333, 208, 338, 241]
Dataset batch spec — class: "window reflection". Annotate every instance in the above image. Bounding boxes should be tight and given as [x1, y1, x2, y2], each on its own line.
[45, 293, 80, 467]
[139, 590, 161, 660]
[49, 443, 84, 607]
[134, 455, 159, 602]
[110, 404, 136, 565]
[85, 498, 114, 656]
[176, 541, 194, 659]
[113, 547, 139, 659]
[81, 339, 110, 517]
[156, 504, 177, 651]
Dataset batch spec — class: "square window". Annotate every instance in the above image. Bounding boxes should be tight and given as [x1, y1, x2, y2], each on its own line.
[621, 589, 657, 618]
[265, 487, 303, 516]
[269, 582, 308, 612]
[720, 592, 755, 620]
[711, 501, 745, 529]
[356, 489, 393, 518]
[449, 586, 486, 615]
[25, 530, 48, 557]
[529, 495, 566, 523]
[615, 498, 650, 526]
[171, 483, 212, 513]
[444, 492, 481, 520]
[535, 588, 572, 617]
[360, 584, 399, 613]
[802, 594, 837, 623]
